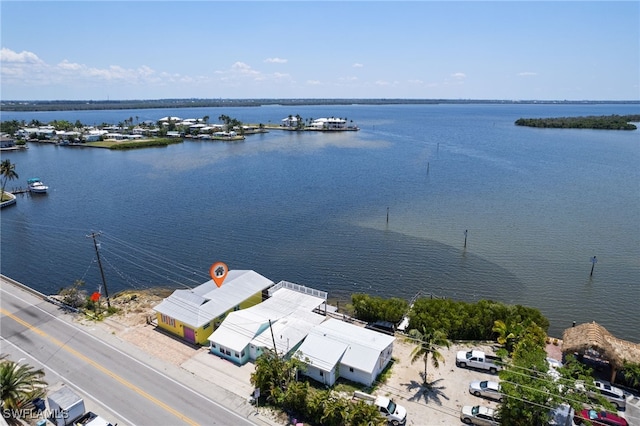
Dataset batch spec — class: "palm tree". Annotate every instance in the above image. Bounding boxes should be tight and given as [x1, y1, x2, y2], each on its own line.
[407, 326, 450, 385]
[1, 159, 19, 200]
[0, 358, 47, 424]
[492, 319, 524, 354]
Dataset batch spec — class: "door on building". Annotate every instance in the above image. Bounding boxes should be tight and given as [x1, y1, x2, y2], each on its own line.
[183, 326, 196, 343]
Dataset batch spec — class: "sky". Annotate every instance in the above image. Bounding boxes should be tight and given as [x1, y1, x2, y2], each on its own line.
[1, 1, 638, 101]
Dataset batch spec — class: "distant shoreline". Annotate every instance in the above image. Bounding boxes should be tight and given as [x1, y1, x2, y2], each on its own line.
[2, 98, 639, 112]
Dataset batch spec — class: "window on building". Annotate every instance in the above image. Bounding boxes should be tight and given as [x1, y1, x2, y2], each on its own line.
[203, 322, 210, 330]
[160, 314, 175, 327]
[320, 371, 324, 377]
[349, 367, 354, 373]
[235, 352, 239, 358]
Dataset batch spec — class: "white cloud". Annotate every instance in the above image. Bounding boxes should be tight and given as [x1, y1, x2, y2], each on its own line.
[230, 62, 260, 75]
[264, 57, 288, 64]
[57, 60, 83, 71]
[375, 80, 390, 86]
[0, 48, 43, 64]
[307, 80, 321, 85]
[518, 71, 537, 76]
[451, 72, 466, 79]
[352, 63, 364, 68]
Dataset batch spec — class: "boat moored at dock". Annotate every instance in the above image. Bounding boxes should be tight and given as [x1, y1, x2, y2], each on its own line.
[27, 178, 48, 194]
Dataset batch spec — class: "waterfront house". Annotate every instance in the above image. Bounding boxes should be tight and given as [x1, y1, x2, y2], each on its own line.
[294, 318, 395, 387]
[208, 281, 327, 365]
[0, 135, 16, 148]
[153, 270, 274, 345]
[310, 117, 347, 130]
[281, 116, 299, 128]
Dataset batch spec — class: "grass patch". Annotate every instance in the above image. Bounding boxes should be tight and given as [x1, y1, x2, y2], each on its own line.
[86, 138, 182, 149]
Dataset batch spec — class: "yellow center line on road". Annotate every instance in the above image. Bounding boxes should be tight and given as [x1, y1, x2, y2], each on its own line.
[1, 308, 199, 426]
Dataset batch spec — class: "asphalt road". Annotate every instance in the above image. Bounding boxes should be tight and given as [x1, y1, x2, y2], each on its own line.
[0, 277, 259, 426]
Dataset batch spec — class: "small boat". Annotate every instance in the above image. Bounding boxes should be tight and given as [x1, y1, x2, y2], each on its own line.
[27, 178, 48, 194]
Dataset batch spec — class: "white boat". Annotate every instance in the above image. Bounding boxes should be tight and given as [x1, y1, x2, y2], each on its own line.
[27, 178, 48, 194]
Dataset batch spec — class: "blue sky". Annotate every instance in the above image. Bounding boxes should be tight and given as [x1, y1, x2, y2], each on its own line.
[1, 1, 638, 101]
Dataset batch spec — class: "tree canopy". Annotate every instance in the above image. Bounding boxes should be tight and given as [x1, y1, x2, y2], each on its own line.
[408, 298, 549, 341]
[515, 114, 640, 130]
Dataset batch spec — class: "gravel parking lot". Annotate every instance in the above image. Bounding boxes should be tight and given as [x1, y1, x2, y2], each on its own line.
[377, 340, 501, 425]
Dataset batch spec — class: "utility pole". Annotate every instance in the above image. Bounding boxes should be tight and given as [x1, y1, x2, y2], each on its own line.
[268, 319, 277, 355]
[88, 232, 111, 308]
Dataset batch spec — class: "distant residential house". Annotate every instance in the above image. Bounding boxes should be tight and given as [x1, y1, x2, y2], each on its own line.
[17, 126, 56, 139]
[208, 281, 327, 365]
[153, 270, 274, 345]
[310, 118, 347, 130]
[56, 131, 80, 141]
[0, 135, 16, 148]
[295, 318, 395, 387]
[158, 116, 182, 123]
[84, 130, 107, 142]
[281, 116, 299, 127]
[199, 125, 224, 134]
[16, 128, 37, 138]
[104, 133, 125, 140]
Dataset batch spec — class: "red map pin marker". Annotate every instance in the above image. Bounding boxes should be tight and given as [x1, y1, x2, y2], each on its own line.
[210, 262, 228, 287]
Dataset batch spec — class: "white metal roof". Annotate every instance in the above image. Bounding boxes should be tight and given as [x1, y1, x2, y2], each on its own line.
[208, 309, 268, 352]
[208, 287, 326, 353]
[296, 332, 348, 371]
[250, 308, 326, 354]
[300, 318, 395, 373]
[153, 270, 274, 328]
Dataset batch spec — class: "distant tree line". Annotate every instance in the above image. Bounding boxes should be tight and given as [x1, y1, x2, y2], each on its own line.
[515, 114, 640, 130]
[3, 99, 637, 112]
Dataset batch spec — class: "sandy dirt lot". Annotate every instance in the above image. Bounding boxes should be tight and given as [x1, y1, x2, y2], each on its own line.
[379, 340, 502, 425]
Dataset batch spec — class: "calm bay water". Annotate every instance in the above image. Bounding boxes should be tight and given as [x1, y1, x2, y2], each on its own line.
[1, 103, 639, 341]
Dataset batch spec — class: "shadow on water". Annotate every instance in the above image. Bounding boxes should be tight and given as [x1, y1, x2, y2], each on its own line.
[251, 221, 525, 307]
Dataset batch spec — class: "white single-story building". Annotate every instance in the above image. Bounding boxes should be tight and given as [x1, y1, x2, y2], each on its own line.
[295, 318, 395, 387]
[208, 281, 327, 364]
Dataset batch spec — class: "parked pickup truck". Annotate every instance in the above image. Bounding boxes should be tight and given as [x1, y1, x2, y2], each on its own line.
[456, 350, 503, 374]
[74, 412, 115, 426]
[353, 391, 407, 425]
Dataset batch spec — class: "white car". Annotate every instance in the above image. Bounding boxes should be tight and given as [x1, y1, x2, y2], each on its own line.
[575, 380, 627, 410]
[469, 380, 503, 402]
[592, 381, 627, 410]
[460, 405, 500, 425]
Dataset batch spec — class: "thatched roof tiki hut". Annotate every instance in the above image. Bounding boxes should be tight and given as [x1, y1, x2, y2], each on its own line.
[562, 321, 640, 383]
